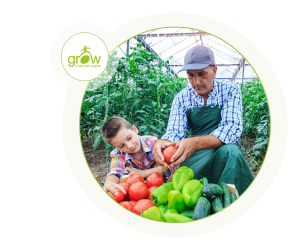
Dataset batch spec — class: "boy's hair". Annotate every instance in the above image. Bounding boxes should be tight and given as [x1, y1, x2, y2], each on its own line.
[101, 116, 133, 144]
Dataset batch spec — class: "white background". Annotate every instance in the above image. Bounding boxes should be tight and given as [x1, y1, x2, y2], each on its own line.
[50, 12, 288, 238]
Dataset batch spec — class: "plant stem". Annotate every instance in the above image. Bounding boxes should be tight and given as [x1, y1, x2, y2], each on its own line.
[104, 80, 110, 172]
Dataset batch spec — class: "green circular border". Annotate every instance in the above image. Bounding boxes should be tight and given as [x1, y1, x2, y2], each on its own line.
[61, 32, 109, 81]
[80, 26, 271, 202]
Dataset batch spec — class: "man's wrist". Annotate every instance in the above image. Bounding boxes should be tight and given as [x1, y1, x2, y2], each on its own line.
[190, 135, 223, 151]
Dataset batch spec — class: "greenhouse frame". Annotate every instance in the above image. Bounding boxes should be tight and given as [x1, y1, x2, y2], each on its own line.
[115, 28, 258, 83]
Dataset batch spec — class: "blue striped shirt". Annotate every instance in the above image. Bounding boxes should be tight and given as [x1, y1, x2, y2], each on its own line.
[161, 80, 243, 144]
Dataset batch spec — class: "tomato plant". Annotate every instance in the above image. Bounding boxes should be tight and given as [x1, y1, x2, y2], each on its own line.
[146, 173, 163, 188]
[128, 182, 148, 200]
[132, 199, 155, 215]
[126, 174, 144, 185]
[163, 146, 178, 164]
[108, 188, 124, 202]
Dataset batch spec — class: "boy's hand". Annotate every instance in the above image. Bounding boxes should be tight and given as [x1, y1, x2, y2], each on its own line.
[103, 181, 126, 196]
[153, 139, 176, 167]
[125, 167, 145, 178]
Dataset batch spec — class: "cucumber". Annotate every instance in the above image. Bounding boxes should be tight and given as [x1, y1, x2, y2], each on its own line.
[202, 184, 223, 198]
[193, 197, 211, 220]
[201, 177, 208, 186]
[180, 210, 194, 218]
[230, 192, 237, 203]
[211, 197, 223, 213]
[219, 182, 230, 208]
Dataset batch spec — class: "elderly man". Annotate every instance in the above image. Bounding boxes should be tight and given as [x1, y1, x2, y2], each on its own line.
[153, 45, 254, 195]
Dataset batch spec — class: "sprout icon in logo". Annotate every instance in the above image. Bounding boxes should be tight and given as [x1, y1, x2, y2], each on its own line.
[68, 46, 101, 68]
[80, 46, 91, 64]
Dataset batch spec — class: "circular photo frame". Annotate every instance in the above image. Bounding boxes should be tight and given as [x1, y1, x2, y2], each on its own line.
[59, 14, 287, 237]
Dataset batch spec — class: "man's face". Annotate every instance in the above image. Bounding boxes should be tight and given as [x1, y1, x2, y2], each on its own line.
[110, 125, 141, 154]
[187, 66, 217, 96]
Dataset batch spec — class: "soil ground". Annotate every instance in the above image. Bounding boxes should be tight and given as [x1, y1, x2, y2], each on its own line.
[82, 136, 261, 185]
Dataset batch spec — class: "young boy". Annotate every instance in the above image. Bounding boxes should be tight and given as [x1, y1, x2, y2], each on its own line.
[101, 116, 174, 196]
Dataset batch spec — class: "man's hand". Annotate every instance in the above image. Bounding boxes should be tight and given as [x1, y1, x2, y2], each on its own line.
[169, 138, 198, 167]
[153, 139, 177, 167]
[169, 135, 224, 167]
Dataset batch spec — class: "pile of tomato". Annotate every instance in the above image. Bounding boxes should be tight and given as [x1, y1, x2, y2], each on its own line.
[107, 172, 164, 215]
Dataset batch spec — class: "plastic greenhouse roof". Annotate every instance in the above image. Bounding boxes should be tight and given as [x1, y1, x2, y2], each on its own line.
[115, 28, 258, 83]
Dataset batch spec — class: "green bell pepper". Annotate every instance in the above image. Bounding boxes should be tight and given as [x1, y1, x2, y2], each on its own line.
[158, 205, 167, 215]
[182, 179, 203, 207]
[168, 190, 185, 213]
[141, 206, 165, 222]
[163, 213, 193, 223]
[165, 208, 178, 214]
[150, 182, 173, 206]
[172, 166, 194, 191]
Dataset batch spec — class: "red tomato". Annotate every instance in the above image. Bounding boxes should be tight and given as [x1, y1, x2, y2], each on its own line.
[147, 186, 158, 199]
[128, 182, 148, 201]
[163, 146, 178, 164]
[129, 200, 137, 206]
[146, 173, 164, 188]
[132, 199, 155, 215]
[119, 201, 134, 211]
[118, 182, 130, 200]
[126, 174, 144, 185]
[108, 188, 124, 202]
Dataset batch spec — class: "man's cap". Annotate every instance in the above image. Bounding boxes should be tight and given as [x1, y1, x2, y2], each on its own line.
[178, 45, 216, 73]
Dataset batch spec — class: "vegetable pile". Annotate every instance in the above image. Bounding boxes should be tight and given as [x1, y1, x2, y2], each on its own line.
[110, 167, 238, 223]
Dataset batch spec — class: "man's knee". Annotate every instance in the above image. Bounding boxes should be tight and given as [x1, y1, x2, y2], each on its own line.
[217, 144, 242, 158]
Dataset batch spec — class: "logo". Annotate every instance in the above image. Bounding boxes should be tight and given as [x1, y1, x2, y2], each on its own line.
[68, 46, 101, 68]
[61, 32, 108, 81]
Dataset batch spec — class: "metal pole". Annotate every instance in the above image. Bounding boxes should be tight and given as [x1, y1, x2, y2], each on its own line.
[200, 35, 203, 45]
[242, 58, 245, 84]
[126, 40, 130, 55]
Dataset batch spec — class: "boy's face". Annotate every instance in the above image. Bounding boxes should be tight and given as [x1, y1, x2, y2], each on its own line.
[110, 125, 142, 154]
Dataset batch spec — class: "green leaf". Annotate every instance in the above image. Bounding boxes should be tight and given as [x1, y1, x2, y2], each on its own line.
[135, 110, 148, 115]
[129, 61, 135, 67]
[149, 125, 158, 131]
[93, 135, 102, 150]
[138, 65, 146, 71]
[93, 126, 100, 131]
[138, 125, 147, 131]
[137, 116, 147, 123]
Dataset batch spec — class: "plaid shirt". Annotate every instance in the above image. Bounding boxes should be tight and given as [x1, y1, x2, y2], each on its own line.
[162, 80, 243, 144]
[106, 135, 175, 179]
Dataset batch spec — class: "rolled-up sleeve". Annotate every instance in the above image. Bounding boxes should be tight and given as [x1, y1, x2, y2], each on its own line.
[106, 153, 127, 179]
[210, 84, 243, 144]
[161, 95, 189, 142]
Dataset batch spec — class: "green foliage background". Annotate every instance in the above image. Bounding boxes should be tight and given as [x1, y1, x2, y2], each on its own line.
[80, 43, 270, 170]
[239, 79, 270, 165]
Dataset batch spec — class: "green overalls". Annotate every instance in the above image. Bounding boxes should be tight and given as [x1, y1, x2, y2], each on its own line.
[179, 93, 254, 195]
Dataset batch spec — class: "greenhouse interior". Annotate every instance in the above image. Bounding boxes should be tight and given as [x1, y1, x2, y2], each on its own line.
[81, 27, 268, 186]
